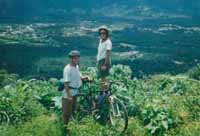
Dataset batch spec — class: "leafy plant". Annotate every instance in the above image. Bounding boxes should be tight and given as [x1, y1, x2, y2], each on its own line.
[169, 80, 187, 95]
[0, 82, 45, 125]
[0, 69, 18, 87]
[142, 103, 177, 135]
[188, 64, 200, 80]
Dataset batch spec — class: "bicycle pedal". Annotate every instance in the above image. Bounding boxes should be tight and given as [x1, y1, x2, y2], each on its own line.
[94, 114, 101, 120]
[114, 114, 121, 117]
[92, 109, 99, 115]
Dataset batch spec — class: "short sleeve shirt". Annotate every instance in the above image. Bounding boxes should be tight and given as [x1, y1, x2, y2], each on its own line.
[97, 38, 112, 61]
[62, 64, 82, 98]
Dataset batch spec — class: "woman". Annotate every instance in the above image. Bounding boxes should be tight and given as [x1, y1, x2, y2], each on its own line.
[97, 26, 112, 92]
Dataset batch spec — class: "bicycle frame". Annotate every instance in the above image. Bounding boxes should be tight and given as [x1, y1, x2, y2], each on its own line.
[77, 80, 124, 112]
[74, 80, 128, 133]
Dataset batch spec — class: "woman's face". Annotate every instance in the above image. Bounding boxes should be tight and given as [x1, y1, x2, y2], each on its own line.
[99, 30, 107, 40]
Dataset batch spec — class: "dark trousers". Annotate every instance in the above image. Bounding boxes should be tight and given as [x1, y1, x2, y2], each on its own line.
[62, 97, 76, 126]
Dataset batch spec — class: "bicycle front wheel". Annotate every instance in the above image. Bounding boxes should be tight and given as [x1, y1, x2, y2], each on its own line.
[109, 95, 128, 133]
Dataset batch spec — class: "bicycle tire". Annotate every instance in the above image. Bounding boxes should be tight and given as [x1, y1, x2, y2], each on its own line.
[109, 96, 128, 133]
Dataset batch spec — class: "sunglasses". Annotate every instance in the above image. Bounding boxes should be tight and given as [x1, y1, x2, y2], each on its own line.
[99, 31, 107, 35]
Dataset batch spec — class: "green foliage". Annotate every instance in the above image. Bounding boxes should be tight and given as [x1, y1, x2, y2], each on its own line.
[0, 65, 200, 136]
[0, 76, 61, 125]
[109, 64, 132, 84]
[0, 114, 63, 136]
[80, 67, 100, 94]
[0, 82, 45, 125]
[169, 80, 187, 95]
[188, 64, 200, 80]
[177, 121, 200, 136]
[109, 64, 132, 78]
[68, 117, 123, 136]
[25, 79, 61, 110]
[0, 69, 18, 87]
[109, 65, 140, 116]
[184, 96, 200, 120]
[142, 104, 177, 135]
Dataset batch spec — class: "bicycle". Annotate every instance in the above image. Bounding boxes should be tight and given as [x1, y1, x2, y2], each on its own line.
[72, 80, 128, 133]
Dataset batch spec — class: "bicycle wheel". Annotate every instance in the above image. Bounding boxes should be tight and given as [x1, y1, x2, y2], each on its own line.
[72, 94, 91, 121]
[0, 111, 9, 126]
[109, 95, 128, 133]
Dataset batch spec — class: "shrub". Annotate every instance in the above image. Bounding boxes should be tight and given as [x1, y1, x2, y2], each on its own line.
[0, 69, 18, 87]
[141, 103, 177, 135]
[0, 82, 45, 125]
[188, 64, 200, 80]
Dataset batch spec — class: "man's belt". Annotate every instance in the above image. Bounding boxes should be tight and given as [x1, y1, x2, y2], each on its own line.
[69, 86, 79, 90]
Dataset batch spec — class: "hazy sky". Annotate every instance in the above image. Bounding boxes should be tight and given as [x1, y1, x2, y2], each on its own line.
[0, 0, 199, 19]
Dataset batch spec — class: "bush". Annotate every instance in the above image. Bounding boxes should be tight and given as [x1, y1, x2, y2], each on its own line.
[0, 82, 45, 125]
[0, 69, 18, 87]
[141, 103, 177, 135]
[188, 64, 200, 80]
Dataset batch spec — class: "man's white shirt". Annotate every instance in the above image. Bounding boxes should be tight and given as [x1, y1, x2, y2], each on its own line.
[62, 64, 82, 98]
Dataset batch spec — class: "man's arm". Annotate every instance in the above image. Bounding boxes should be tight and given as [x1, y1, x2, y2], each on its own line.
[79, 68, 91, 81]
[64, 82, 72, 100]
[81, 75, 91, 81]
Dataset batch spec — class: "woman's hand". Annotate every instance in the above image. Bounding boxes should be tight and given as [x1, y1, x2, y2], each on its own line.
[101, 64, 107, 71]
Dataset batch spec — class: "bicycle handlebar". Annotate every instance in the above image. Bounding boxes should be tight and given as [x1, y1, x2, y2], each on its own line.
[80, 80, 125, 96]
[83, 80, 124, 85]
[83, 80, 124, 91]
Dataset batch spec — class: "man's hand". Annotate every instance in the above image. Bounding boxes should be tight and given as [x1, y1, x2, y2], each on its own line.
[82, 76, 92, 81]
[64, 82, 73, 101]
[67, 93, 73, 101]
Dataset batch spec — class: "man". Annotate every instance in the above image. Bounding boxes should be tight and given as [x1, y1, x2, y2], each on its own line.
[62, 50, 89, 130]
[97, 26, 112, 92]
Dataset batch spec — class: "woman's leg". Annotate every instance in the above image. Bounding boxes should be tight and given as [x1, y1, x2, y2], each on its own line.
[101, 76, 108, 91]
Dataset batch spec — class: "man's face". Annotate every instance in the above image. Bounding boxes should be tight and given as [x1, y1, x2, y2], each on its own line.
[71, 56, 80, 65]
[99, 30, 107, 40]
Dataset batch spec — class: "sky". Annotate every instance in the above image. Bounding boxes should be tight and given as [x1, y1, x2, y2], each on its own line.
[0, 0, 199, 20]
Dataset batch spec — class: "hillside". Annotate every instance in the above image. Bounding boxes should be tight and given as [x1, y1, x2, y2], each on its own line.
[0, 64, 200, 136]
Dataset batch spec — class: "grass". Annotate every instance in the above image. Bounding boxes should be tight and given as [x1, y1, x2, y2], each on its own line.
[0, 114, 63, 136]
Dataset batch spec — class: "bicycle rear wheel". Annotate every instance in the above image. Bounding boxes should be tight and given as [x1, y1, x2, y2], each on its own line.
[72, 94, 91, 121]
[109, 96, 128, 133]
